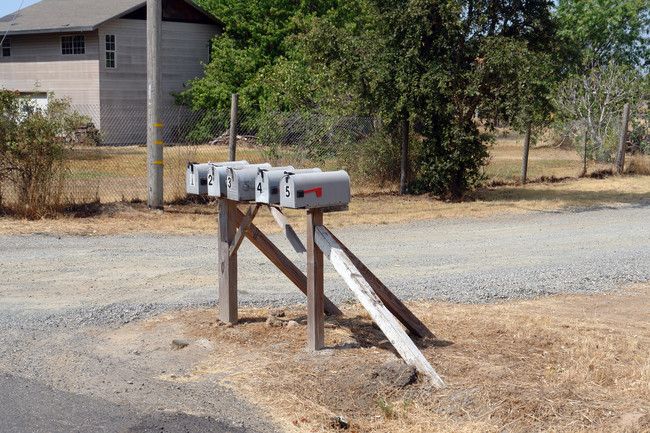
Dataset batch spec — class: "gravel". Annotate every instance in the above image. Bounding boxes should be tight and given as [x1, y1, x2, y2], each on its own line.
[1, 202, 649, 329]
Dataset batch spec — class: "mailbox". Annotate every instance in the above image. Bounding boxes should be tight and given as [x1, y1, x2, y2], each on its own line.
[280, 170, 351, 209]
[186, 162, 212, 195]
[256, 168, 321, 204]
[205, 160, 253, 197]
[225, 164, 288, 202]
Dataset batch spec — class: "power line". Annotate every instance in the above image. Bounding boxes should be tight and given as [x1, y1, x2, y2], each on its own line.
[1, 0, 27, 47]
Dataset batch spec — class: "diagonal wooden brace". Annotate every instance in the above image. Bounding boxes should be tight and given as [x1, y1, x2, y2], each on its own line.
[231, 207, 342, 316]
[267, 207, 433, 339]
[315, 225, 445, 388]
[229, 203, 260, 257]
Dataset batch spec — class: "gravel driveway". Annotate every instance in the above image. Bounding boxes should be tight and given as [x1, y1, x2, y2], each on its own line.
[0, 201, 648, 431]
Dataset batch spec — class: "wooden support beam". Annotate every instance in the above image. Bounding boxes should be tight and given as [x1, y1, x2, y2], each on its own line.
[268, 208, 433, 339]
[323, 227, 434, 339]
[218, 198, 238, 324]
[231, 207, 342, 316]
[307, 209, 325, 351]
[315, 226, 445, 388]
[269, 206, 307, 263]
[229, 203, 260, 257]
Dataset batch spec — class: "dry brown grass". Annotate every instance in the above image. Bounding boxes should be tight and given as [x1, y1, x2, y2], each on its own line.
[1, 172, 648, 236]
[153, 284, 650, 433]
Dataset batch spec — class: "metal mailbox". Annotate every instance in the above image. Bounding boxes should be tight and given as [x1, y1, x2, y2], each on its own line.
[226, 164, 289, 202]
[205, 160, 253, 197]
[280, 170, 351, 209]
[186, 162, 212, 195]
[255, 168, 321, 204]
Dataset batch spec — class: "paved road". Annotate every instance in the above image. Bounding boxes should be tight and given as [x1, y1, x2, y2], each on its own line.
[0, 201, 648, 431]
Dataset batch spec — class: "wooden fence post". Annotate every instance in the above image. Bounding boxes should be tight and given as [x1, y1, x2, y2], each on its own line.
[307, 209, 325, 351]
[400, 118, 409, 195]
[615, 102, 630, 174]
[582, 127, 588, 177]
[229, 93, 238, 162]
[521, 124, 531, 185]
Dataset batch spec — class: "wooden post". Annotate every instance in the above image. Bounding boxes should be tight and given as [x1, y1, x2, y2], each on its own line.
[146, 0, 163, 209]
[615, 102, 630, 174]
[521, 124, 531, 185]
[400, 118, 409, 195]
[218, 198, 238, 324]
[229, 94, 238, 162]
[307, 209, 325, 351]
[582, 127, 588, 177]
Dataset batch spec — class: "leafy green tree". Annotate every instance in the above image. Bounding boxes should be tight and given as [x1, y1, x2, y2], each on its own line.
[182, 0, 346, 111]
[302, 0, 558, 198]
[555, 0, 650, 71]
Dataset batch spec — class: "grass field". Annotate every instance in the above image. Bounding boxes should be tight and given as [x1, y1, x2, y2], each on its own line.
[2, 127, 647, 208]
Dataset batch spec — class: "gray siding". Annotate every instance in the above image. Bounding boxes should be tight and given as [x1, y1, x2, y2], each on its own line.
[0, 32, 101, 106]
[98, 18, 217, 106]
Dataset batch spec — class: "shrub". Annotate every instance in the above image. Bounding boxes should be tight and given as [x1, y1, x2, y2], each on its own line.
[0, 90, 90, 218]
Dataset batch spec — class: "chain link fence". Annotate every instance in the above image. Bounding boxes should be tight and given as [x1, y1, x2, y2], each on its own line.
[1, 103, 648, 208]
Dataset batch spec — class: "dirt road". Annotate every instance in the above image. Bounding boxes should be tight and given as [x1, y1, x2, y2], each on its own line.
[0, 201, 648, 431]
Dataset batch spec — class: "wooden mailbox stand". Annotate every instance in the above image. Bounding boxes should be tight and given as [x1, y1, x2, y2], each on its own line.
[217, 197, 445, 388]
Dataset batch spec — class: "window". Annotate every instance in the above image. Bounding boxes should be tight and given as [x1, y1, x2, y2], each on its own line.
[1, 38, 10, 57]
[61, 35, 85, 55]
[105, 34, 115, 68]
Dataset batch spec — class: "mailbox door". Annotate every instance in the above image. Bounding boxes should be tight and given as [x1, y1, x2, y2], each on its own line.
[226, 163, 273, 201]
[206, 161, 249, 197]
[186, 163, 210, 195]
[280, 170, 350, 208]
[255, 166, 301, 204]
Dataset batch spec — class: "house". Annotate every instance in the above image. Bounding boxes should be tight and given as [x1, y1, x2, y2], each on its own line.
[0, 0, 220, 144]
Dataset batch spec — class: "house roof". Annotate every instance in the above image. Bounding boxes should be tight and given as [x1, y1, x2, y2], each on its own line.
[0, 0, 218, 35]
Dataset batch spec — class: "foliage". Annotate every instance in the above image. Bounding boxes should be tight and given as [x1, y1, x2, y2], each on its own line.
[0, 90, 89, 217]
[555, 0, 650, 71]
[182, 0, 347, 112]
[302, 0, 557, 197]
[554, 62, 648, 162]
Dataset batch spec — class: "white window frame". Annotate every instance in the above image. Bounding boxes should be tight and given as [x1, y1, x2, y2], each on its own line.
[105, 34, 116, 68]
[61, 35, 85, 55]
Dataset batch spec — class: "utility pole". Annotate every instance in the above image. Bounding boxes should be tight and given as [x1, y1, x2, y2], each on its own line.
[147, 0, 163, 209]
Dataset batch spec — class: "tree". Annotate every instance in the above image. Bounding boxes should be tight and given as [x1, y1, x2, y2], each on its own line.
[555, 0, 650, 71]
[181, 0, 346, 111]
[302, 0, 558, 198]
[554, 61, 648, 161]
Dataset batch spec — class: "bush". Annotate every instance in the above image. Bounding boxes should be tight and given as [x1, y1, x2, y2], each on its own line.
[0, 90, 90, 218]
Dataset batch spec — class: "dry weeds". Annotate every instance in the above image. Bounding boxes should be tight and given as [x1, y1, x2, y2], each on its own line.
[147, 284, 650, 433]
[0, 172, 648, 236]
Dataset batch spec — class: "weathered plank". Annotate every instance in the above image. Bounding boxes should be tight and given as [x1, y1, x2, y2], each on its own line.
[269, 206, 307, 263]
[218, 198, 238, 324]
[269, 208, 431, 337]
[323, 227, 434, 339]
[315, 226, 445, 388]
[231, 207, 342, 316]
[229, 203, 260, 257]
[307, 209, 325, 350]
